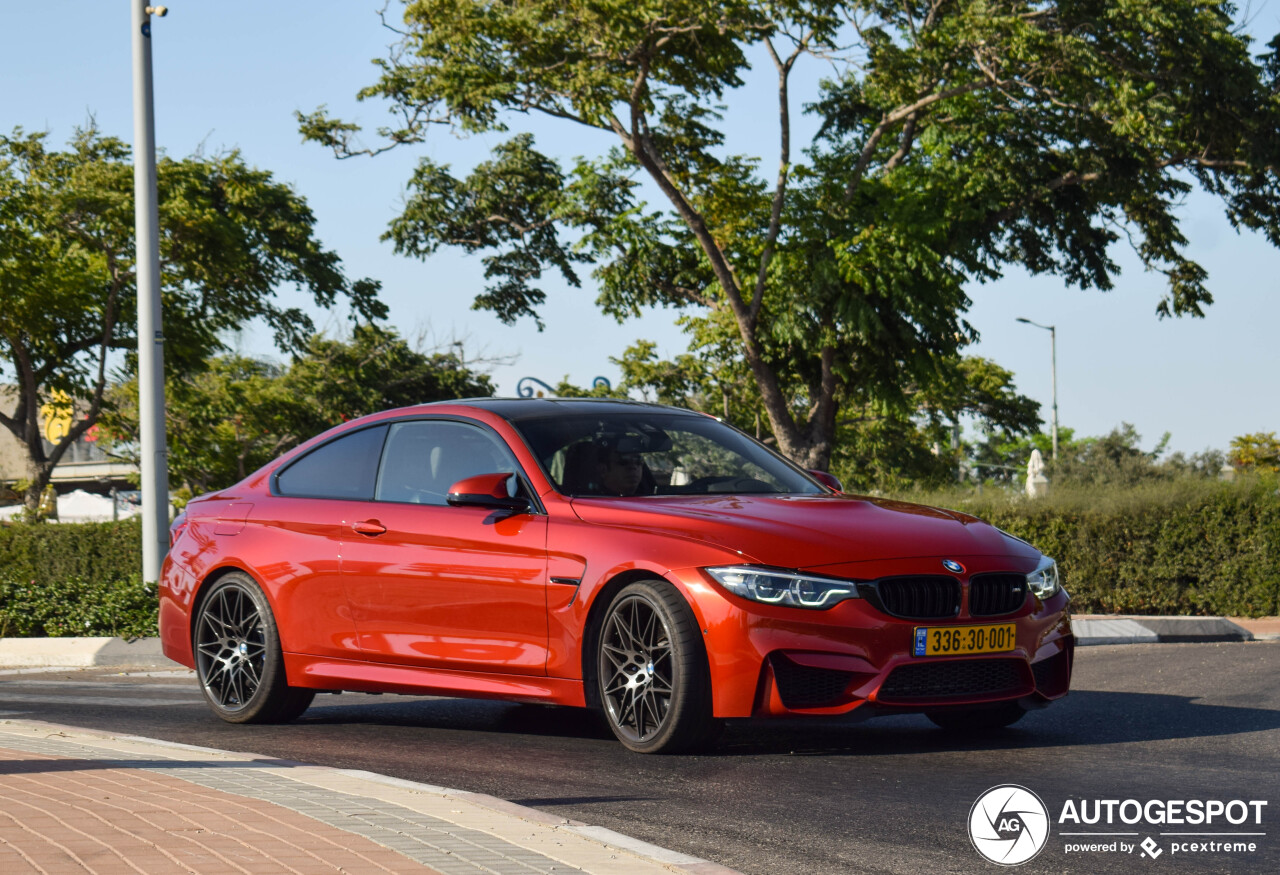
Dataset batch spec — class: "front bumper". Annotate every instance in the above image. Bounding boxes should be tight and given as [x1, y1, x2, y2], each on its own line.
[671, 559, 1074, 719]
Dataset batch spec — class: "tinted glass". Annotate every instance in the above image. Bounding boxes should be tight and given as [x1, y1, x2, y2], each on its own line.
[375, 420, 518, 505]
[513, 413, 823, 497]
[275, 425, 388, 500]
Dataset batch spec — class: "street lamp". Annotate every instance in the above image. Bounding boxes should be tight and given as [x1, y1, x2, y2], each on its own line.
[1016, 317, 1058, 460]
[132, 3, 170, 583]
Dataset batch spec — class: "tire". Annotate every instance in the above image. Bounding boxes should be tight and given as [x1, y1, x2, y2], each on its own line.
[926, 701, 1026, 731]
[596, 580, 718, 753]
[193, 571, 314, 724]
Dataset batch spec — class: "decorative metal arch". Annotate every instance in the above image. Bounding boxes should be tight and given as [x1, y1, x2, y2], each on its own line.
[516, 376, 612, 398]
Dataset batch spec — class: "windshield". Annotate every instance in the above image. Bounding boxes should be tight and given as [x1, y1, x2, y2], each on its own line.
[511, 412, 825, 497]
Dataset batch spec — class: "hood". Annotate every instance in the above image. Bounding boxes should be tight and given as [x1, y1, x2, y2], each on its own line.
[568, 493, 1037, 568]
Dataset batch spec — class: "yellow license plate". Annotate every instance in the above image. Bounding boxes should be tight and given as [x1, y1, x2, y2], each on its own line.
[913, 623, 1016, 657]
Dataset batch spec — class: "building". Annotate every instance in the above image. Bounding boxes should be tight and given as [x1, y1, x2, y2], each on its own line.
[0, 386, 137, 502]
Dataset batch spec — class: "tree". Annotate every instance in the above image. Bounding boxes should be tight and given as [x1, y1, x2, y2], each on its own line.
[975, 422, 1226, 487]
[613, 338, 1040, 488]
[100, 325, 495, 500]
[1229, 431, 1280, 472]
[0, 127, 386, 515]
[302, 1, 1280, 470]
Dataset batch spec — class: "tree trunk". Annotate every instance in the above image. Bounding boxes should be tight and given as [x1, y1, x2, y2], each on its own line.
[22, 459, 56, 522]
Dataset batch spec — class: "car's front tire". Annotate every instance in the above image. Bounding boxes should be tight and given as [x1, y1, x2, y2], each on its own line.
[597, 580, 718, 753]
[926, 701, 1026, 731]
[193, 571, 314, 724]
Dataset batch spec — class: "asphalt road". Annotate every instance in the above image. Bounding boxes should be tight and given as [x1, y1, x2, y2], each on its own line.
[2, 642, 1277, 874]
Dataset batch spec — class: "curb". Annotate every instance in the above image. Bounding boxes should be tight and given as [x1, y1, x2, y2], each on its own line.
[1072, 616, 1259, 646]
[0, 636, 173, 667]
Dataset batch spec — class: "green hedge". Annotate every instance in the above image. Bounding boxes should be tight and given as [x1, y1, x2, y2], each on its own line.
[908, 477, 1280, 617]
[0, 477, 1276, 638]
[0, 517, 156, 638]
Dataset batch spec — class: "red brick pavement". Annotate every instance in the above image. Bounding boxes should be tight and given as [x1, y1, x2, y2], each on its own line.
[0, 747, 441, 874]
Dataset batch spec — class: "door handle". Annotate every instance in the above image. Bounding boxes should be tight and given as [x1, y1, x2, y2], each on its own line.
[351, 519, 387, 536]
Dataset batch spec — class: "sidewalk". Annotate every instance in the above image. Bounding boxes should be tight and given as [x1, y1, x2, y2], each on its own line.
[0, 719, 737, 875]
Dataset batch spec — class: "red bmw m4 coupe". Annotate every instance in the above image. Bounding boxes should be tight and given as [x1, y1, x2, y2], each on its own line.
[160, 398, 1073, 753]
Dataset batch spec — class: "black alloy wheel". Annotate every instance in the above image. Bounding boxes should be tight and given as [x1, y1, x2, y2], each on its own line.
[194, 571, 314, 724]
[597, 580, 717, 753]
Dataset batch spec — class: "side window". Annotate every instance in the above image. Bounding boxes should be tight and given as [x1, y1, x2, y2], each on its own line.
[375, 420, 517, 506]
[276, 425, 388, 500]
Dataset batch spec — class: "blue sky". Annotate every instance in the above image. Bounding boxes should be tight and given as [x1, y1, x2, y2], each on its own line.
[4, 2, 1278, 456]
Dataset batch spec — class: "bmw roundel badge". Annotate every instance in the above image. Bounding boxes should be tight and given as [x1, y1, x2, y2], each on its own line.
[942, 559, 965, 574]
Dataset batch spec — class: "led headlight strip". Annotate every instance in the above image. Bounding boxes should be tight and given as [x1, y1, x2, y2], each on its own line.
[705, 565, 861, 609]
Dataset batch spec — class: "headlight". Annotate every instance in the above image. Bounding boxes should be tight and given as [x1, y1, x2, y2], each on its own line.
[705, 566, 860, 609]
[1026, 556, 1060, 600]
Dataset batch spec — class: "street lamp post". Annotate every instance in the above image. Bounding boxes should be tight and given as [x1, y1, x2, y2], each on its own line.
[132, 3, 170, 583]
[1016, 317, 1058, 461]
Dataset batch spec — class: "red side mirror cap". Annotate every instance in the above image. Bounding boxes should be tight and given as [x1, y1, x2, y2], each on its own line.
[447, 473, 530, 512]
[807, 469, 843, 493]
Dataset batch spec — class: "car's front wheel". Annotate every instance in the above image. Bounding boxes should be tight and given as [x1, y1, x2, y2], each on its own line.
[926, 701, 1026, 731]
[597, 580, 718, 753]
[193, 571, 314, 724]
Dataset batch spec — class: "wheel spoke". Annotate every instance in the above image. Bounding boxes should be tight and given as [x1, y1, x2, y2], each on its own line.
[233, 589, 252, 635]
[637, 691, 650, 738]
[617, 689, 637, 728]
[643, 689, 661, 738]
[241, 655, 262, 688]
[616, 609, 641, 651]
[603, 661, 631, 686]
[601, 644, 632, 669]
[640, 609, 658, 649]
[206, 662, 232, 706]
[200, 611, 230, 637]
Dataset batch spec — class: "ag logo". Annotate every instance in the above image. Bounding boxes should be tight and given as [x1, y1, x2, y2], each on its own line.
[969, 784, 1050, 866]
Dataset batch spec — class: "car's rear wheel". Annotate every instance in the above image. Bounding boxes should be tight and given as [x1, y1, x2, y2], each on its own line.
[926, 701, 1026, 731]
[597, 580, 717, 753]
[194, 571, 314, 724]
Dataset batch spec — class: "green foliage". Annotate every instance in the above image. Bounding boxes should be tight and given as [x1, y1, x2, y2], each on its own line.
[614, 338, 1042, 490]
[0, 126, 386, 512]
[832, 415, 959, 493]
[903, 477, 1280, 617]
[303, 0, 1280, 469]
[827, 355, 1045, 492]
[974, 423, 1226, 488]
[0, 518, 155, 637]
[99, 325, 496, 497]
[1230, 431, 1280, 472]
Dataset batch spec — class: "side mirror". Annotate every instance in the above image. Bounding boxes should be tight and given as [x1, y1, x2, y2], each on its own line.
[447, 472, 530, 512]
[807, 469, 844, 493]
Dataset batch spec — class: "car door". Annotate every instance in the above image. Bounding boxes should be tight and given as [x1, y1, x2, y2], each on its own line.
[339, 418, 550, 675]
[267, 423, 389, 658]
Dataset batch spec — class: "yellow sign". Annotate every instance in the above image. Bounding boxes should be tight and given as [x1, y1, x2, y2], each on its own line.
[40, 390, 74, 444]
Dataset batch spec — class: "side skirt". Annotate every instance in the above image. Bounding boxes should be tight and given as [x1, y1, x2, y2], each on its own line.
[283, 653, 587, 708]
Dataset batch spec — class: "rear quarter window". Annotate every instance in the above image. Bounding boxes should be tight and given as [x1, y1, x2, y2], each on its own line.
[275, 424, 388, 500]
